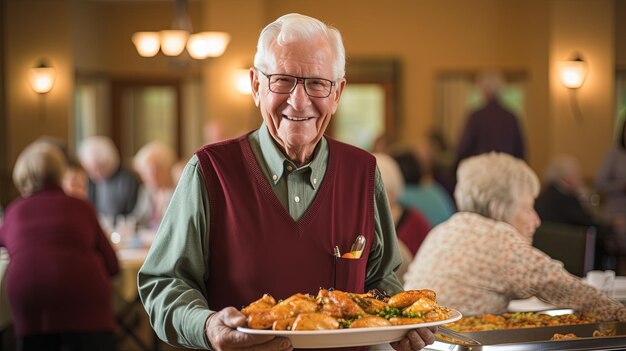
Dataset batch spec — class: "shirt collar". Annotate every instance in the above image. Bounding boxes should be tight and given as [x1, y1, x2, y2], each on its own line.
[258, 123, 327, 189]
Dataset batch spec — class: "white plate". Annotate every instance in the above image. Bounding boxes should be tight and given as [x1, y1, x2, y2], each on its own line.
[237, 309, 462, 349]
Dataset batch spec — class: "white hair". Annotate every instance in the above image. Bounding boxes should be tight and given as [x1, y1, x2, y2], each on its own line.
[454, 152, 539, 222]
[543, 154, 581, 184]
[133, 141, 176, 172]
[374, 153, 405, 202]
[78, 136, 120, 178]
[13, 141, 66, 197]
[253, 13, 346, 81]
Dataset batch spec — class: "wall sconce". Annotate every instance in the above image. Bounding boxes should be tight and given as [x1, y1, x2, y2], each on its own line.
[28, 60, 56, 94]
[235, 68, 252, 95]
[559, 53, 587, 123]
[559, 53, 588, 89]
[131, 0, 230, 60]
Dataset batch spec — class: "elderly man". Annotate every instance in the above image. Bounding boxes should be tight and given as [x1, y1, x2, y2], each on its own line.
[138, 13, 436, 351]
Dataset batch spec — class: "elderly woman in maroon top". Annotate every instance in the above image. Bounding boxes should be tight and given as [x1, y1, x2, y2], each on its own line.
[0, 141, 119, 351]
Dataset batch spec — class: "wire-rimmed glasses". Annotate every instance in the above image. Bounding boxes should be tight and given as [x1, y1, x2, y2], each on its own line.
[256, 69, 336, 98]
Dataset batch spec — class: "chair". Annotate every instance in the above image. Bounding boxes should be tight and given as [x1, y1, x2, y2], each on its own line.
[532, 221, 596, 277]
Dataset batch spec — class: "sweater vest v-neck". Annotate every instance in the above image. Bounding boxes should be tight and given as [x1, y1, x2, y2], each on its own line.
[196, 133, 375, 311]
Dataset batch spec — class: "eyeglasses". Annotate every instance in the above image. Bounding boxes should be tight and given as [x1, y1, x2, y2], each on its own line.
[256, 69, 336, 98]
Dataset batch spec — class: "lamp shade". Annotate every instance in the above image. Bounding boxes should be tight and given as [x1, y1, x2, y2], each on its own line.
[559, 55, 588, 89]
[28, 61, 55, 94]
[132, 32, 160, 57]
[160, 30, 189, 56]
[186, 32, 231, 59]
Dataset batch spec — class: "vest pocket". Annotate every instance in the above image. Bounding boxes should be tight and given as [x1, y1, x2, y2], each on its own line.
[334, 256, 367, 293]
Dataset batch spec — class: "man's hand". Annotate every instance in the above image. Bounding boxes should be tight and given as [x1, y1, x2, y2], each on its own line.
[389, 326, 437, 351]
[205, 307, 293, 350]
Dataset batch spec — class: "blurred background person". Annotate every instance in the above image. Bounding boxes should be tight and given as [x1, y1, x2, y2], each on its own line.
[427, 129, 455, 197]
[78, 136, 140, 222]
[132, 141, 176, 230]
[61, 157, 89, 200]
[596, 118, 626, 274]
[0, 141, 119, 351]
[536, 154, 613, 270]
[391, 147, 455, 227]
[404, 152, 626, 321]
[374, 153, 431, 285]
[455, 70, 526, 167]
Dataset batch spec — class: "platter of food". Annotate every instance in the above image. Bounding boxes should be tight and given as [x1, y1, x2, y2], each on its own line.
[238, 311, 461, 348]
[236, 288, 461, 348]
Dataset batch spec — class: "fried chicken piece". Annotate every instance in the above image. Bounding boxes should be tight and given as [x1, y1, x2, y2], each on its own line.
[348, 293, 389, 314]
[388, 290, 436, 309]
[292, 312, 340, 330]
[349, 314, 392, 328]
[317, 289, 366, 318]
[272, 317, 296, 331]
[389, 316, 425, 325]
[423, 307, 450, 322]
[241, 294, 276, 316]
[247, 293, 318, 329]
[402, 296, 437, 316]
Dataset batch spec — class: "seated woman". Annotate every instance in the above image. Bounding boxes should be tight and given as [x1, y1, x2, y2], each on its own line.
[391, 147, 455, 227]
[404, 152, 626, 321]
[0, 141, 119, 351]
[132, 141, 176, 230]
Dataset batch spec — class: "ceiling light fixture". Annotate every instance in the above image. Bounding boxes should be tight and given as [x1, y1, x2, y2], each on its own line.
[131, 0, 230, 60]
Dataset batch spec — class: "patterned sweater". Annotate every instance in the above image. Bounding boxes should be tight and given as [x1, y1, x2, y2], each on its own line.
[404, 212, 626, 321]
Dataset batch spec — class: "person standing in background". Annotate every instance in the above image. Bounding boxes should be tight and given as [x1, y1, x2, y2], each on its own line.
[78, 136, 140, 221]
[0, 141, 119, 351]
[455, 70, 526, 167]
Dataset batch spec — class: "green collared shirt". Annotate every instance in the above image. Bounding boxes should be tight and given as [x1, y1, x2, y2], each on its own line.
[137, 123, 403, 349]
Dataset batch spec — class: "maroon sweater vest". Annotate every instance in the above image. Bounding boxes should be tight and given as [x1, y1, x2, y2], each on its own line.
[196, 134, 376, 311]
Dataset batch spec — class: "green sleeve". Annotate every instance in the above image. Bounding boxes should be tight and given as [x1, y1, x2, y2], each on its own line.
[364, 166, 404, 295]
[137, 155, 213, 349]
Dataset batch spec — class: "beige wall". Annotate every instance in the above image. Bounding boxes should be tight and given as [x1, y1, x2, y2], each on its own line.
[1, 0, 621, 204]
[616, 0, 626, 68]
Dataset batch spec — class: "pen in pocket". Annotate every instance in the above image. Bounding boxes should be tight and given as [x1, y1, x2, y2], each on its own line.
[349, 235, 366, 258]
[333, 246, 340, 288]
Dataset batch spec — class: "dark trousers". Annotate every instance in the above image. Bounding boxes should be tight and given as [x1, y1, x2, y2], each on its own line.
[17, 332, 116, 351]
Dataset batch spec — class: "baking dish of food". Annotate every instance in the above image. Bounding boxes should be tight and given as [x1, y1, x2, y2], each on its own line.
[426, 309, 626, 351]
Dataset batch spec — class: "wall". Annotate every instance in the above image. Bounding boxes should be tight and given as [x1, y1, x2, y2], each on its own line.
[616, 0, 626, 68]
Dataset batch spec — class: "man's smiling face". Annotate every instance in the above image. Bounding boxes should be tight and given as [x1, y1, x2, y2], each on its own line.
[252, 37, 345, 162]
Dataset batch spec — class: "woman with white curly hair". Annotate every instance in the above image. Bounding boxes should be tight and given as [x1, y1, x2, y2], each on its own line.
[404, 152, 626, 321]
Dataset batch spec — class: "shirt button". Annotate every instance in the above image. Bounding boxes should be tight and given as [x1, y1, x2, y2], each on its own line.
[287, 165, 293, 171]
[272, 174, 277, 181]
[294, 196, 300, 203]
[313, 178, 317, 184]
